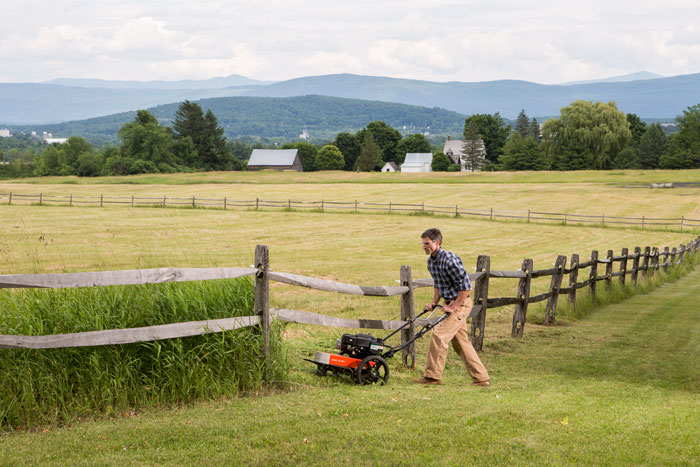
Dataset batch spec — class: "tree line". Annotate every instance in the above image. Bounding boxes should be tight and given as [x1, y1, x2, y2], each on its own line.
[2, 99, 700, 178]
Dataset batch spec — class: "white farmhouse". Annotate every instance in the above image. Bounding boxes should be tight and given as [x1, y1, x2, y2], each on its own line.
[400, 153, 433, 173]
[442, 136, 486, 171]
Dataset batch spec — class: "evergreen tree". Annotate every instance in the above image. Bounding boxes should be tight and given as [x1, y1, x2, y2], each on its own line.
[354, 132, 380, 171]
[172, 100, 232, 170]
[514, 109, 531, 139]
[462, 120, 486, 171]
[659, 104, 700, 168]
[637, 123, 667, 169]
[531, 118, 541, 142]
[355, 121, 401, 166]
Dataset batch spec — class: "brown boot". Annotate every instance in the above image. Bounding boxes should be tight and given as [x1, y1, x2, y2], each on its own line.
[411, 376, 441, 385]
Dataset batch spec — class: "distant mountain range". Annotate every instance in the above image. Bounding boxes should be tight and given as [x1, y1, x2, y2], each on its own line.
[1, 72, 699, 126]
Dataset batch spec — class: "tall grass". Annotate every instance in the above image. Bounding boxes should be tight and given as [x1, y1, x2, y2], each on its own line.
[539, 253, 700, 321]
[0, 278, 289, 429]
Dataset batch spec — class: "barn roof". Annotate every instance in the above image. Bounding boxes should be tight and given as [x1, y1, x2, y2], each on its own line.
[248, 149, 299, 166]
[401, 153, 433, 167]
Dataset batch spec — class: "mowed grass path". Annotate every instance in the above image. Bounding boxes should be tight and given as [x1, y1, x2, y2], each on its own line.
[1, 258, 698, 465]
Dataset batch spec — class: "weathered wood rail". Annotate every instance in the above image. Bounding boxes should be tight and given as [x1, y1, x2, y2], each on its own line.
[1, 236, 699, 371]
[3, 191, 700, 230]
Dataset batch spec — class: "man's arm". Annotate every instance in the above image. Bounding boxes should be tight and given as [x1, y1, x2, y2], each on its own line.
[425, 288, 441, 311]
[443, 289, 470, 313]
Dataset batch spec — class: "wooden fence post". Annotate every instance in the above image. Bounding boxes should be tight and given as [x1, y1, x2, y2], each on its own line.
[192, 196, 196, 208]
[69, 194, 73, 207]
[511, 258, 533, 337]
[677, 244, 686, 264]
[39, 193, 43, 205]
[568, 254, 579, 308]
[589, 250, 598, 301]
[400, 265, 416, 368]
[641, 246, 651, 277]
[254, 245, 270, 378]
[100, 194, 103, 207]
[650, 247, 659, 277]
[224, 196, 227, 210]
[605, 249, 613, 290]
[631, 247, 641, 284]
[619, 248, 628, 286]
[663, 247, 670, 272]
[470, 255, 490, 351]
[544, 255, 567, 324]
[8, 192, 11, 205]
[256, 197, 259, 211]
[162, 195, 166, 207]
[131, 195, 134, 207]
[670, 247, 677, 265]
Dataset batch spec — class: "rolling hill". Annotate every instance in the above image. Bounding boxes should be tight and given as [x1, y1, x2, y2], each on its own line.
[8, 95, 468, 144]
[1, 72, 699, 125]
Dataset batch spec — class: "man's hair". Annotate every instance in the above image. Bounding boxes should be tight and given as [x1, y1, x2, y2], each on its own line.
[421, 228, 442, 243]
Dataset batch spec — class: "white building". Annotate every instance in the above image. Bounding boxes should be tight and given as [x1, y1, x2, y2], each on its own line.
[381, 162, 399, 172]
[442, 136, 486, 172]
[42, 131, 68, 144]
[400, 153, 433, 173]
[0, 128, 11, 138]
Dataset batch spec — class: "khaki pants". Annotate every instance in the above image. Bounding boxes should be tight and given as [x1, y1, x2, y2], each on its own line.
[424, 298, 490, 383]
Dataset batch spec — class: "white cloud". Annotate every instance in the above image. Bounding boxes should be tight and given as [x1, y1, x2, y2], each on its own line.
[0, 0, 700, 83]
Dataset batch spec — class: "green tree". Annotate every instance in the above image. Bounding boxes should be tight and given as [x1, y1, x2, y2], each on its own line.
[172, 101, 232, 170]
[498, 134, 546, 170]
[541, 100, 631, 170]
[315, 145, 345, 170]
[531, 118, 541, 142]
[659, 104, 700, 169]
[626, 113, 647, 148]
[514, 109, 531, 139]
[431, 152, 451, 171]
[396, 134, 432, 164]
[462, 120, 487, 171]
[119, 110, 175, 168]
[354, 132, 381, 172]
[332, 132, 361, 171]
[282, 142, 318, 172]
[637, 123, 667, 169]
[356, 121, 401, 166]
[464, 113, 510, 164]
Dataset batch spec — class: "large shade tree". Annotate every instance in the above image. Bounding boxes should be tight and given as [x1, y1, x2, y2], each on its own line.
[541, 100, 631, 170]
[463, 113, 510, 165]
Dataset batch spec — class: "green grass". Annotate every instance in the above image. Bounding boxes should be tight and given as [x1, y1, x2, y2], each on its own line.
[1, 262, 698, 464]
[0, 279, 289, 428]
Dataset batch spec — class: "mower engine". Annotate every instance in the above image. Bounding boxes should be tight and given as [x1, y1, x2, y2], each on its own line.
[337, 333, 385, 359]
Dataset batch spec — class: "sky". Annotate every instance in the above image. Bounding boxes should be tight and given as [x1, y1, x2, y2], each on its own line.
[1, 0, 699, 85]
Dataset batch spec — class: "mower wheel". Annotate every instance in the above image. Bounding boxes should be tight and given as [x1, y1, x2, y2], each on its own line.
[355, 355, 390, 385]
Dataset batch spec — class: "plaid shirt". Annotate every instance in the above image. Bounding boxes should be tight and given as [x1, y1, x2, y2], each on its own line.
[427, 248, 471, 301]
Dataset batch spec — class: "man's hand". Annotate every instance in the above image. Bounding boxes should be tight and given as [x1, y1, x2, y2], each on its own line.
[424, 302, 436, 311]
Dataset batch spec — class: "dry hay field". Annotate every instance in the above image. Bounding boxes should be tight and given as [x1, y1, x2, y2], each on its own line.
[2, 170, 699, 346]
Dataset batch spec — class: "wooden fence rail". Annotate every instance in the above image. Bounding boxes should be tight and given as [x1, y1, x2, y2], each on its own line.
[3, 191, 700, 230]
[2, 236, 699, 372]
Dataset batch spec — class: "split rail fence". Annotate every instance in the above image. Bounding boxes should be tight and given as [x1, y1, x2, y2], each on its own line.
[1, 237, 699, 372]
[3, 191, 700, 230]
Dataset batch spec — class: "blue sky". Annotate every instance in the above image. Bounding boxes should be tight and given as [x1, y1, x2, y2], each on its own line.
[1, 0, 698, 84]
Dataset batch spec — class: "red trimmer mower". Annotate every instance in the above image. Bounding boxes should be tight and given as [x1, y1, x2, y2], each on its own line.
[304, 306, 448, 385]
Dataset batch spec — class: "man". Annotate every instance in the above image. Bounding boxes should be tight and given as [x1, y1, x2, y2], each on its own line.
[412, 228, 491, 386]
